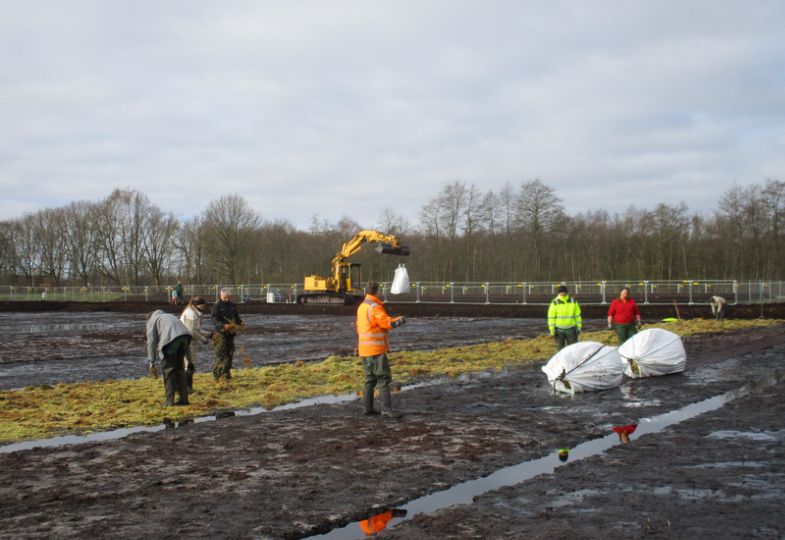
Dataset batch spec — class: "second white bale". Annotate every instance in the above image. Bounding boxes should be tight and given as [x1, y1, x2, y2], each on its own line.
[542, 341, 625, 394]
[618, 328, 686, 378]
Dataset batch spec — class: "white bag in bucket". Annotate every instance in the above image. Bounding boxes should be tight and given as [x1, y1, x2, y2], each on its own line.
[618, 328, 686, 378]
[542, 341, 625, 394]
[390, 264, 410, 295]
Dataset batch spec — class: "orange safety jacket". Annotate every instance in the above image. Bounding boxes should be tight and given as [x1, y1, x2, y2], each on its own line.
[356, 294, 399, 357]
[359, 510, 393, 535]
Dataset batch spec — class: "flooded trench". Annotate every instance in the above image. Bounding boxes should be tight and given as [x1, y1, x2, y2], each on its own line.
[307, 367, 785, 539]
[0, 312, 546, 389]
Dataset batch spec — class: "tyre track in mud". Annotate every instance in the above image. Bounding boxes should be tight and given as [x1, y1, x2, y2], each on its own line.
[0, 325, 782, 539]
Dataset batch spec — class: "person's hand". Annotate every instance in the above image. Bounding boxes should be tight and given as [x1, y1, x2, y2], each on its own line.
[391, 316, 407, 328]
[576, 328, 581, 335]
[223, 323, 236, 332]
[636, 320, 642, 329]
[608, 321, 613, 329]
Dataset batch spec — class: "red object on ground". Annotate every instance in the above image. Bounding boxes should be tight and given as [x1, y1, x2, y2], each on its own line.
[359, 511, 393, 535]
[608, 298, 640, 324]
[611, 424, 638, 435]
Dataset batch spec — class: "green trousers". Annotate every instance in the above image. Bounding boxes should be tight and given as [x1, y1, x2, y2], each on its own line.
[213, 333, 235, 381]
[613, 323, 638, 344]
[553, 327, 578, 351]
[363, 354, 392, 414]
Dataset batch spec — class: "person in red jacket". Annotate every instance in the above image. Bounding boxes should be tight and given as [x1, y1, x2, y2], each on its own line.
[356, 281, 407, 417]
[607, 287, 641, 344]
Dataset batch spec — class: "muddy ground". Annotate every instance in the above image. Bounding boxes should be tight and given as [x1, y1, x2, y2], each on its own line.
[0, 312, 547, 389]
[0, 325, 783, 539]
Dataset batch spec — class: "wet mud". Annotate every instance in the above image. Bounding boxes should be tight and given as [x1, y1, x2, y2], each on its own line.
[0, 324, 782, 539]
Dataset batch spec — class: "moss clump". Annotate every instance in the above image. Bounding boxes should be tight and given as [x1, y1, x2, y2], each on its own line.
[0, 318, 779, 444]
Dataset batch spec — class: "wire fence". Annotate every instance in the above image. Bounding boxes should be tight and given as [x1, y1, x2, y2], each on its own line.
[1, 280, 783, 306]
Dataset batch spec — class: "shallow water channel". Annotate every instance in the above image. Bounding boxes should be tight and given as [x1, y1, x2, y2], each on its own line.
[306, 368, 784, 539]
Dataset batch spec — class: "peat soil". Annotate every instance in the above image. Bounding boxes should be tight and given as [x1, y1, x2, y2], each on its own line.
[0, 313, 548, 389]
[0, 325, 783, 539]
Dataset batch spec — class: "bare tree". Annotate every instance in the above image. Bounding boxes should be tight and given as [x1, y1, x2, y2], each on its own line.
[515, 179, 564, 277]
[202, 194, 261, 284]
[141, 205, 179, 286]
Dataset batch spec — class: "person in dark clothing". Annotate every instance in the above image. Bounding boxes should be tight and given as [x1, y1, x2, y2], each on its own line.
[146, 310, 192, 406]
[211, 287, 244, 381]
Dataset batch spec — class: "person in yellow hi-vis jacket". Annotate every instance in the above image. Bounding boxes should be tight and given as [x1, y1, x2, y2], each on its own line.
[547, 285, 582, 351]
[356, 281, 407, 417]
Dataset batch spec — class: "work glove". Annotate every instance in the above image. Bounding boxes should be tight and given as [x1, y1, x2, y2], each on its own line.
[608, 321, 613, 329]
[576, 328, 581, 335]
[148, 361, 159, 379]
[391, 316, 407, 328]
[636, 321, 642, 329]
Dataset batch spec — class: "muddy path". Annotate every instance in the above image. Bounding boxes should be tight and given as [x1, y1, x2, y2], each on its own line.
[0, 325, 782, 539]
[0, 313, 551, 389]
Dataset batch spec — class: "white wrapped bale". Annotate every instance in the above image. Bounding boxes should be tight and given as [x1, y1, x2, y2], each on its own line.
[542, 341, 625, 394]
[618, 328, 686, 378]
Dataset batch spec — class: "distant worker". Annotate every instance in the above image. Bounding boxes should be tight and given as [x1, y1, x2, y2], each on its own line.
[357, 281, 407, 417]
[211, 287, 244, 381]
[359, 509, 407, 536]
[180, 297, 212, 394]
[607, 287, 642, 344]
[146, 310, 192, 406]
[710, 295, 726, 321]
[174, 281, 184, 305]
[548, 285, 582, 351]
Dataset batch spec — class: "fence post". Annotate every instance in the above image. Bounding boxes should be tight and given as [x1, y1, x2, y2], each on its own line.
[485, 282, 490, 305]
[688, 281, 693, 305]
[416, 282, 421, 303]
[450, 282, 454, 304]
[643, 280, 649, 305]
[522, 282, 527, 304]
[601, 281, 607, 305]
[733, 280, 738, 305]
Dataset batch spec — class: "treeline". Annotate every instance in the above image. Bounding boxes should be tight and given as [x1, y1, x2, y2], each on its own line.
[0, 178, 783, 287]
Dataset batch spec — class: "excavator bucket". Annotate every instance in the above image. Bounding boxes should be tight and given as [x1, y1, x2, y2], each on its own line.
[375, 243, 410, 256]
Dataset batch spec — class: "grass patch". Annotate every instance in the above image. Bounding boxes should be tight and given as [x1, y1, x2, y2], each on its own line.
[0, 318, 780, 444]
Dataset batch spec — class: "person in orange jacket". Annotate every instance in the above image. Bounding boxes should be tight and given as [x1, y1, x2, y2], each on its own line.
[357, 281, 407, 417]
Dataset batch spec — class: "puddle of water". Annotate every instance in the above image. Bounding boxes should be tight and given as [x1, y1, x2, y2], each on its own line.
[0, 380, 443, 454]
[305, 368, 783, 540]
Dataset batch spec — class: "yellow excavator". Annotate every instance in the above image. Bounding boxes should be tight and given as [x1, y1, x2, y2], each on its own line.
[298, 229, 410, 304]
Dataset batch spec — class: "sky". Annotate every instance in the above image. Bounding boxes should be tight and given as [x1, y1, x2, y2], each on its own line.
[1, 1, 784, 229]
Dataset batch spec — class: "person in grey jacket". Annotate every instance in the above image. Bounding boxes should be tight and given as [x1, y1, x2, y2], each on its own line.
[147, 310, 192, 406]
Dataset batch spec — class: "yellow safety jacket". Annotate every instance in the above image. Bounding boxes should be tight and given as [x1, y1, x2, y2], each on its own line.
[547, 294, 582, 335]
[356, 294, 399, 357]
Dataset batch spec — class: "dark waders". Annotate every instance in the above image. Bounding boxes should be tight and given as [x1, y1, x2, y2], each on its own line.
[161, 335, 191, 405]
[363, 354, 392, 415]
[554, 327, 578, 351]
[213, 332, 235, 381]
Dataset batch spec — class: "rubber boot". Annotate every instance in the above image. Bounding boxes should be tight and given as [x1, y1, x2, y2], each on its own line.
[176, 370, 189, 405]
[380, 389, 400, 418]
[363, 389, 378, 415]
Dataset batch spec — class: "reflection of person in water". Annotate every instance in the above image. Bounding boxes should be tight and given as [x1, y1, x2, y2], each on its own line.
[359, 508, 407, 536]
[612, 424, 638, 444]
[558, 448, 569, 462]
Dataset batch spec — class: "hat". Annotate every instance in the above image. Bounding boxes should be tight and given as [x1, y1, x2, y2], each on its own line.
[557, 285, 568, 294]
[191, 296, 207, 307]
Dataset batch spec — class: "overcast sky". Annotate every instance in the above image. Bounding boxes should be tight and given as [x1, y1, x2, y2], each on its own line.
[1, 1, 783, 228]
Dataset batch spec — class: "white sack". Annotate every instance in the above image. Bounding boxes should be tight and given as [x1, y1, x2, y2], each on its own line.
[541, 341, 625, 394]
[390, 264, 410, 295]
[618, 328, 686, 378]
